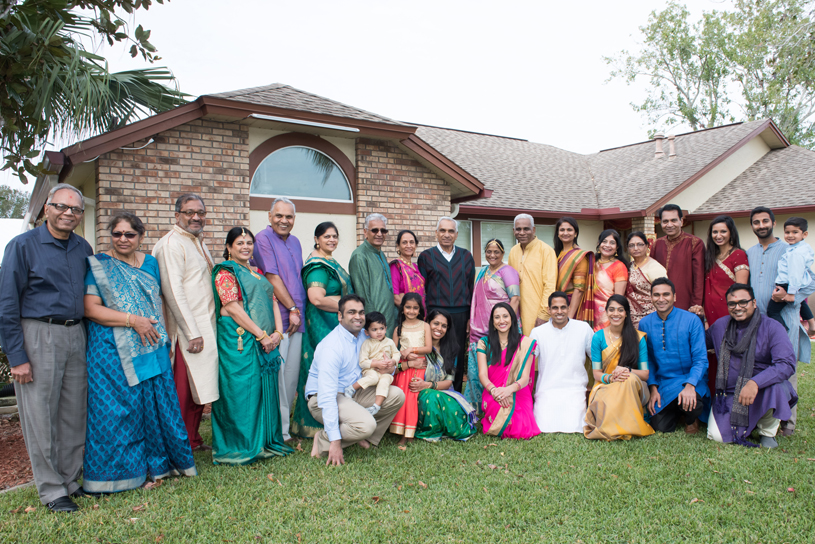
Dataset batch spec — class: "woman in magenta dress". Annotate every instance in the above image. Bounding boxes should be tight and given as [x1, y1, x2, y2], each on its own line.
[390, 230, 426, 309]
[476, 302, 540, 440]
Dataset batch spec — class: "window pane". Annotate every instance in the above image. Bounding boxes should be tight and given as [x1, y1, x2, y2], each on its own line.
[537, 225, 556, 249]
[456, 220, 472, 253]
[251, 146, 352, 201]
[480, 222, 515, 263]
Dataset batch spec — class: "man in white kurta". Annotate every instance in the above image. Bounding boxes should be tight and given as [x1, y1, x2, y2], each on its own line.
[153, 194, 219, 451]
[531, 292, 593, 433]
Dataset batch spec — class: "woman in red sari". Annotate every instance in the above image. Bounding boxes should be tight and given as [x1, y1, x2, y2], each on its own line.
[703, 215, 749, 392]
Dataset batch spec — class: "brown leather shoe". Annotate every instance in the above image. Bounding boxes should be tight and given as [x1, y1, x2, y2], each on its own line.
[685, 420, 700, 434]
[192, 444, 213, 452]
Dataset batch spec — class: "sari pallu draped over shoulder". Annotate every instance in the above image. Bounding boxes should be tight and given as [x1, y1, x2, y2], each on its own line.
[87, 254, 170, 385]
[482, 336, 538, 438]
[557, 248, 594, 324]
[211, 261, 292, 465]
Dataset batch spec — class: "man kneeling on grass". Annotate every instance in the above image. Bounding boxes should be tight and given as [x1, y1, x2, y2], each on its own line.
[705, 284, 797, 448]
[304, 294, 405, 465]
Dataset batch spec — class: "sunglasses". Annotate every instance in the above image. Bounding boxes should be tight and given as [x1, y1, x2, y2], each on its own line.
[112, 231, 139, 240]
[369, 228, 388, 234]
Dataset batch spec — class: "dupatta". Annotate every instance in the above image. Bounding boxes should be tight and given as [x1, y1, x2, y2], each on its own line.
[486, 336, 536, 437]
[557, 248, 595, 324]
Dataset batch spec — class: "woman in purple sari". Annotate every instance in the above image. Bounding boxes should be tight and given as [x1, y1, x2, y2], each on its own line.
[390, 230, 425, 308]
[463, 239, 520, 411]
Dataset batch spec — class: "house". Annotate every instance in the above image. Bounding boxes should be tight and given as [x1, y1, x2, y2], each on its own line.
[23, 84, 815, 277]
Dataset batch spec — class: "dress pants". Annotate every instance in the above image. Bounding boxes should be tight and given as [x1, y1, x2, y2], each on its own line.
[707, 408, 779, 442]
[307, 386, 405, 456]
[174, 343, 204, 449]
[430, 307, 469, 392]
[278, 331, 302, 440]
[649, 392, 704, 433]
[16, 319, 87, 504]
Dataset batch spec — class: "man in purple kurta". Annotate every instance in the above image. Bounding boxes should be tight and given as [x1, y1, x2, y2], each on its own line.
[252, 197, 305, 441]
[705, 283, 797, 448]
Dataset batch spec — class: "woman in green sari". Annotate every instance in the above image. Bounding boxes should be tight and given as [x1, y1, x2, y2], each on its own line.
[211, 227, 293, 465]
[290, 222, 354, 438]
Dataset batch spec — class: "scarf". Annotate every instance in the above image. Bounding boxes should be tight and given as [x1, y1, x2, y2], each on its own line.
[716, 310, 761, 445]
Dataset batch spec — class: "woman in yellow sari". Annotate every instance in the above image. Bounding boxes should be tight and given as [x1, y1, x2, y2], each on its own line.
[554, 217, 594, 324]
[584, 294, 654, 441]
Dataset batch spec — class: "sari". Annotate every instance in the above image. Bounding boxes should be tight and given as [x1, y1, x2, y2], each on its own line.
[290, 256, 353, 438]
[584, 331, 654, 441]
[416, 350, 478, 442]
[479, 336, 540, 439]
[211, 261, 293, 465]
[390, 258, 426, 308]
[557, 247, 595, 324]
[83, 254, 196, 492]
[593, 259, 629, 331]
[625, 257, 668, 329]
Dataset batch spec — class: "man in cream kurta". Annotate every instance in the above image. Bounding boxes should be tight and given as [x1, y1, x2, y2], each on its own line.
[153, 194, 219, 451]
[508, 214, 558, 336]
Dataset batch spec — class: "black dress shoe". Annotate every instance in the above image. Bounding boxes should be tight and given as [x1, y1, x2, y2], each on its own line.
[71, 488, 97, 499]
[47, 496, 79, 513]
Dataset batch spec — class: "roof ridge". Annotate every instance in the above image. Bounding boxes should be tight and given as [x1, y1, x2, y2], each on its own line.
[412, 123, 528, 142]
[597, 120, 756, 153]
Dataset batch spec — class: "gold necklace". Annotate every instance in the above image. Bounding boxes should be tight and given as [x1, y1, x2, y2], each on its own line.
[111, 248, 138, 268]
[399, 256, 412, 265]
[236, 260, 261, 280]
[598, 257, 615, 264]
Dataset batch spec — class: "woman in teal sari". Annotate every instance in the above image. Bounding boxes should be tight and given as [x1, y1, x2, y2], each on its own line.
[291, 222, 353, 438]
[211, 227, 292, 465]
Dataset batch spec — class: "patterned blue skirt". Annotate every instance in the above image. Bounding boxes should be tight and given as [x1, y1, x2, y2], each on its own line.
[83, 322, 196, 493]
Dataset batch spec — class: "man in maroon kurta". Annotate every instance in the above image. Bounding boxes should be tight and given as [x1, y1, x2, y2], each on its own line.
[650, 204, 705, 312]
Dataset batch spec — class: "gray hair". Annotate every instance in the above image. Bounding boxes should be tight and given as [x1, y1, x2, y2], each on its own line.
[436, 216, 458, 232]
[175, 193, 206, 212]
[271, 197, 296, 215]
[364, 213, 388, 230]
[46, 183, 84, 209]
[514, 213, 535, 228]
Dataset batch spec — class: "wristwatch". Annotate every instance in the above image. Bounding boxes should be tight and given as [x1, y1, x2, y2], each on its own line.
[289, 305, 298, 312]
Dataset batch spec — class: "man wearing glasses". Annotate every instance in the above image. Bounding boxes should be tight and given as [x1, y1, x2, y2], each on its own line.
[639, 277, 710, 434]
[153, 194, 219, 452]
[705, 284, 797, 448]
[0, 184, 93, 512]
[349, 213, 398, 337]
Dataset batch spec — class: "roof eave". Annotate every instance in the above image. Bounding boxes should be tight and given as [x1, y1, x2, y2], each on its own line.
[457, 205, 646, 221]
[399, 135, 484, 195]
[686, 204, 815, 221]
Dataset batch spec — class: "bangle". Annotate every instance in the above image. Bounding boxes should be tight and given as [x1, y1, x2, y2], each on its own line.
[125, 313, 131, 328]
[256, 331, 268, 342]
[274, 329, 284, 337]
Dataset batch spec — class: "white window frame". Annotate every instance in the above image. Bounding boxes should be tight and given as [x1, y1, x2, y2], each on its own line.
[249, 145, 354, 203]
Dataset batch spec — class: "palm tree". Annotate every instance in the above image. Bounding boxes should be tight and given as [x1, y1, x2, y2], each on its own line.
[1, 0, 187, 184]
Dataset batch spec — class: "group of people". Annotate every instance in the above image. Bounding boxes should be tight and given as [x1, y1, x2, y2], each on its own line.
[0, 185, 810, 512]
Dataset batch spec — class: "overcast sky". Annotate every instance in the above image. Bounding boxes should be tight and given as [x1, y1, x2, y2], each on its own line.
[2, 0, 733, 191]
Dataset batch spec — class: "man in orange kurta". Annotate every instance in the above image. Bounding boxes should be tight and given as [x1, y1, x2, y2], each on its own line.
[650, 204, 705, 313]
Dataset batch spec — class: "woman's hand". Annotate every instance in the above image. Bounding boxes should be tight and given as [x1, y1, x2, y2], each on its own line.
[610, 367, 630, 382]
[408, 378, 430, 393]
[400, 347, 412, 359]
[270, 331, 282, 349]
[492, 386, 514, 408]
[260, 336, 274, 354]
[133, 315, 161, 346]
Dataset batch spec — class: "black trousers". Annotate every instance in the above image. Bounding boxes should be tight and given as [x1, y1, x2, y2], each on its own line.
[766, 283, 790, 331]
[650, 392, 704, 433]
[429, 307, 469, 392]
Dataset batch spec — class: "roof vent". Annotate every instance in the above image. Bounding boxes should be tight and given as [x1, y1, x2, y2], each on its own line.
[668, 134, 676, 160]
[654, 133, 665, 158]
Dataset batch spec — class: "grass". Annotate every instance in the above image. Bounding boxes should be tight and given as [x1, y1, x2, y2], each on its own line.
[1, 349, 814, 543]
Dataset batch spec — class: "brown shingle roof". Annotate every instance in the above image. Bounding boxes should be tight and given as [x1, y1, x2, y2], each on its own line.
[208, 83, 408, 126]
[695, 145, 815, 213]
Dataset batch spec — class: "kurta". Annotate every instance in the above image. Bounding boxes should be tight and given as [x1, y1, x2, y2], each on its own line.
[706, 316, 797, 444]
[650, 232, 705, 311]
[508, 237, 558, 335]
[153, 226, 219, 404]
[639, 307, 710, 418]
[349, 241, 398, 338]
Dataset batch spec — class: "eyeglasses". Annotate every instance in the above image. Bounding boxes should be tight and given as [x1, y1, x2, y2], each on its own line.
[628, 243, 647, 249]
[180, 210, 207, 218]
[369, 228, 388, 234]
[112, 231, 139, 240]
[48, 203, 84, 215]
[726, 299, 753, 309]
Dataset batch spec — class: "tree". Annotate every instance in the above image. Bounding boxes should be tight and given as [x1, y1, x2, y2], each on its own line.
[0, 185, 29, 218]
[606, 0, 815, 147]
[1, 0, 188, 184]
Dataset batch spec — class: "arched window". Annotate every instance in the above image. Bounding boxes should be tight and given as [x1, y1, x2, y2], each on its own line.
[251, 146, 352, 202]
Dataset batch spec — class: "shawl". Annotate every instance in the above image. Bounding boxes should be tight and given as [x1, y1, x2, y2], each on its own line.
[717, 310, 761, 445]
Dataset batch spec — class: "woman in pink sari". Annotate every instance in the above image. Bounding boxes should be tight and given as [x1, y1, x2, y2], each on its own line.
[592, 229, 629, 331]
[476, 303, 540, 440]
[390, 230, 425, 308]
[625, 231, 667, 329]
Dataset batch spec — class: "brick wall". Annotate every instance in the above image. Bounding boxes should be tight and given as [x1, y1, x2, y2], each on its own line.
[95, 119, 250, 258]
[355, 138, 452, 260]
[631, 215, 657, 241]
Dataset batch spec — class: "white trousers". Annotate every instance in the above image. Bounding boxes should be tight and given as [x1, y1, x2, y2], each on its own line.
[278, 332, 302, 440]
[707, 408, 779, 442]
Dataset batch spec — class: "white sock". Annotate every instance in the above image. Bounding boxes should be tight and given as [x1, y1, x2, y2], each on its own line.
[343, 384, 357, 398]
[366, 404, 381, 416]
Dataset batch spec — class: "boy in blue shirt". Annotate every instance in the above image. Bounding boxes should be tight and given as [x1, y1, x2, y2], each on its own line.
[766, 217, 814, 331]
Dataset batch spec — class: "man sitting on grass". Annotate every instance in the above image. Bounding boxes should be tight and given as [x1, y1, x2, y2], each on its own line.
[705, 284, 797, 448]
[305, 294, 405, 465]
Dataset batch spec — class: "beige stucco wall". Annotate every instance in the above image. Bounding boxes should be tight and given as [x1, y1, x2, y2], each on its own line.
[672, 136, 771, 213]
[249, 210, 356, 269]
[575, 220, 604, 254]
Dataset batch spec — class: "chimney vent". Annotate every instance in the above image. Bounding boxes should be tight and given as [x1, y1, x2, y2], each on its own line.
[654, 133, 665, 158]
[668, 134, 676, 159]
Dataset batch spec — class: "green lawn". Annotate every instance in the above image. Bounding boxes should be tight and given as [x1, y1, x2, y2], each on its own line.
[2, 349, 814, 544]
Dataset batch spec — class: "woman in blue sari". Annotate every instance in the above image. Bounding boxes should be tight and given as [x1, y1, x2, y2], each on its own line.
[83, 213, 195, 493]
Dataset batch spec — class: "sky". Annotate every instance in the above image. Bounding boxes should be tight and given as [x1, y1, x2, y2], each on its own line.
[2, 0, 734, 191]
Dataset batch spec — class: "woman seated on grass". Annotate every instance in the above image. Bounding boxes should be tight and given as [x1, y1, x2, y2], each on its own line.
[477, 303, 540, 440]
[584, 295, 654, 441]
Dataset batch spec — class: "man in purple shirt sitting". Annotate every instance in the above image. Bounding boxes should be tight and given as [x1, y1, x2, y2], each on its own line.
[706, 283, 797, 448]
[252, 197, 305, 441]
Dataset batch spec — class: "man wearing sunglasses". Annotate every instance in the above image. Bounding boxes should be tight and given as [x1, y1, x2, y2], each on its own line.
[0, 184, 93, 512]
[349, 213, 398, 337]
[704, 284, 797, 448]
[153, 194, 219, 452]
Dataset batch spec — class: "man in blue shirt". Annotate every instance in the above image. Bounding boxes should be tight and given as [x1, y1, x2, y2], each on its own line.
[305, 294, 404, 465]
[0, 184, 93, 513]
[640, 277, 710, 434]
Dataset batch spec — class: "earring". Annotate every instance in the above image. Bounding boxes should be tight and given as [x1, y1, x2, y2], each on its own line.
[228, 251, 232, 259]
